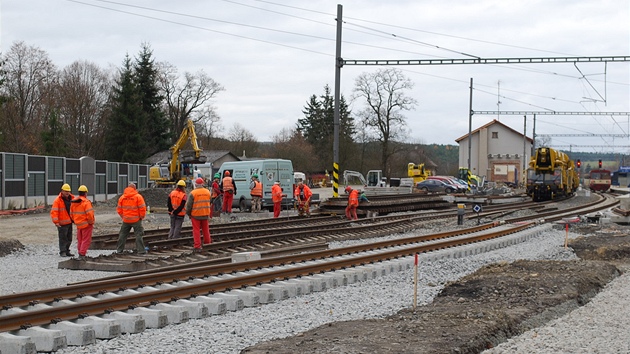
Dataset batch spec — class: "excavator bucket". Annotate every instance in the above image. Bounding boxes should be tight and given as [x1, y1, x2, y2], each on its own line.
[180, 150, 207, 164]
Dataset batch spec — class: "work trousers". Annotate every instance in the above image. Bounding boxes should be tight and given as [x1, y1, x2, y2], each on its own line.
[191, 217, 211, 249]
[211, 197, 222, 217]
[273, 201, 282, 218]
[251, 196, 262, 212]
[345, 205, 358, 220]
[57, 224, 73, 255]
[168, 215, 185, 239]
[76, 225, 93, 256]
[116, 220, 145, 253]
[222, 191, 234, 213]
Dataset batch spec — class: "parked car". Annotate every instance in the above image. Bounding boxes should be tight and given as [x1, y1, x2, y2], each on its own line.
[416, 179, 458, 193]
[427, 176, 467, 192]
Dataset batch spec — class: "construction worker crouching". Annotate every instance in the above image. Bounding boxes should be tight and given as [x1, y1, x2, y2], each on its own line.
[294, 180, 313, 217]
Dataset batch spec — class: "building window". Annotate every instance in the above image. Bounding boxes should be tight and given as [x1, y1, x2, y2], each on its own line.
[492, 132, 499, 139]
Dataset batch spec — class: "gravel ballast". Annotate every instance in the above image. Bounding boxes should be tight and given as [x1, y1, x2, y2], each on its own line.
[1, 224, 626, 353]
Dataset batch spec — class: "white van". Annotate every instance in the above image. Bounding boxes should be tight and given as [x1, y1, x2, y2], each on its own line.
[218, 159, 294, 211]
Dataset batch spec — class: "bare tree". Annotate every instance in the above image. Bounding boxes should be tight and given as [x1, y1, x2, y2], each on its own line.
[157, 62, 224, 144]
[227, 122, 258, 158]
[271, 127, 318, 173]
[54, 60, 112, 158]
[353, 68, 417, 178]
[0, 41, 56, 153]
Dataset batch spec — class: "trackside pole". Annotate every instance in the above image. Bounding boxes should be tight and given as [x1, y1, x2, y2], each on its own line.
[413, 253, 419, 310]
[565, 223, 569, 249]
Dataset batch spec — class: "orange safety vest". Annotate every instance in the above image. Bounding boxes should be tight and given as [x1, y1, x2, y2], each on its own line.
[169, 189, 187, 217]
[70, 195, 95, 229]
[117, 187, 146, 224]
[272, 184, 283, 203]
[222, 177, 234, 192]
[190, 188, 212, 217]
[348, 189, 359, 207]
[251, 180, 262, 197]
[294, 185, 313, 201]
[51, 192, 74, 226]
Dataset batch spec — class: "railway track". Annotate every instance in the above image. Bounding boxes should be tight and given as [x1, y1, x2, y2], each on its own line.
[61, 198, 547, 272]
[0, 194, 617, 347]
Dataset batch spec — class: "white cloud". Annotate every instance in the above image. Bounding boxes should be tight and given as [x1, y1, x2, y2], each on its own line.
[1, 0, 628, 152]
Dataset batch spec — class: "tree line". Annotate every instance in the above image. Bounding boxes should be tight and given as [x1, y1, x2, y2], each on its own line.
[0, 41, 459, 179]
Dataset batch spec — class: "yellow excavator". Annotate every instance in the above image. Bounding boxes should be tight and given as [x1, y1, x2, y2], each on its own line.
[149, 119, 207, 187]
[407, 163, 432, 183]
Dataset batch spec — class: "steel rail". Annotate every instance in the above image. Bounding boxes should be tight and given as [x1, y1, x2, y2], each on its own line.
[0, 223, 532, 332]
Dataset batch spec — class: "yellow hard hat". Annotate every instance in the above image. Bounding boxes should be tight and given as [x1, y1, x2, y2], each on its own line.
[78, 185, 88, 192]
[61, 183, 71, 192]
[177, 180, 186, 187]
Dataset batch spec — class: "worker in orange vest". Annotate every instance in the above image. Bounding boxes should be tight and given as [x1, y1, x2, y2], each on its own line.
[167, 180, 188, 239]
[70, 185, 95, 260]
[116, 183, 147, 254]
[186, 177, 212, 251]
[271, 181, 286, 218]
[294, 180, 313, 217]
[51, 183, 75, 257]
[210, 173, 223, 217]
[249, 174, 263, 213]
[221, 170, 236, 215]
[345, 186, 359, 220]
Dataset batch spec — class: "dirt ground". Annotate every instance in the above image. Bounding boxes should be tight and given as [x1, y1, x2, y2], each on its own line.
[2, 195, 630, 354]
[242, 226, 630, 354]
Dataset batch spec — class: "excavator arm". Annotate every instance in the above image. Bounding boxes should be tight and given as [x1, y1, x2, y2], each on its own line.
[163, 119, 206, 183]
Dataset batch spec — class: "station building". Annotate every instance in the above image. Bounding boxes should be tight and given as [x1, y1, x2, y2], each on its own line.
[456, 119, 533, 185]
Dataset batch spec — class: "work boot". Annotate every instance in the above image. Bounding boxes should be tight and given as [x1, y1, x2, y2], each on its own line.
[66, 252, 75, 257]
[60, 252, 68, 257]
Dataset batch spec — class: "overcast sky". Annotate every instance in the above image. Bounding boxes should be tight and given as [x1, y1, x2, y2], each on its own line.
[1, 0, 629, 152]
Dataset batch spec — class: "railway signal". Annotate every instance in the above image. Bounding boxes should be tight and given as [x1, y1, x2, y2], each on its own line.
[577, 159, 581, 168]
[599, 159, 603, 168]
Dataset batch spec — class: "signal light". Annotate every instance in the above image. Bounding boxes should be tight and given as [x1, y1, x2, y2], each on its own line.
[599, 159, 602, 168]
[576, 159, 581, 168]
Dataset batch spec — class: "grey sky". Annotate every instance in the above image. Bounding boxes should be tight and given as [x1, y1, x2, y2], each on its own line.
[1, 0, 628, 152]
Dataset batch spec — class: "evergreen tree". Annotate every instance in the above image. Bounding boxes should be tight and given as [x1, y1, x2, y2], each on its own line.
[104, 55, 147, 163]
[297, 85, 355, 171]
[134, 43, 170, 156]
[41, 109, 68, 156]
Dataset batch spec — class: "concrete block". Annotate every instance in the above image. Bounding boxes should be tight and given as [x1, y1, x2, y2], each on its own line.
[102, 311, 146, 334]
[16, 327, 66, 352]
[256, 284, 290, 301]
[335, 269, 359, 284]
[128, 307, 168, 328]
[188, 296, 227, 315]
[226, 289, 260, 306]
[305, 275, 330, 291]
[272, 281, 300, 297]
[282, 279, 313, 295]
[75, 316, 121, 339]
[0, 332, 36, 354]
[231, 251, 261, 263]
[209, 293, 244, 312]
[173, 299, 208, 319]
[243, 286, 276, 307]
[150, 303, 189, 324]
[48, 321, 95, 346]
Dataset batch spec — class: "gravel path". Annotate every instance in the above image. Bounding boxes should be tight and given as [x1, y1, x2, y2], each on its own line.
[1, 195, 627, 353]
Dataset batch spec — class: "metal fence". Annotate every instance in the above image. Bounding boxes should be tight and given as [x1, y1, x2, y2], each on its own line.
[0, 152, 151, 210]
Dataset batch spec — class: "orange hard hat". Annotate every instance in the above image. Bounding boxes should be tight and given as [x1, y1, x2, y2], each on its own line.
[195, 177, 205, 185]
[224, 171, 230, 176]
[345, 186, 352, 193]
